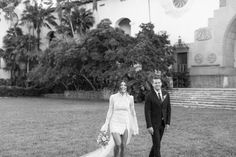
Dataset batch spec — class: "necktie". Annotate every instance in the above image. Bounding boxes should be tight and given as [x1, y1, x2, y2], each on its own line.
[158, 92, 162, 101]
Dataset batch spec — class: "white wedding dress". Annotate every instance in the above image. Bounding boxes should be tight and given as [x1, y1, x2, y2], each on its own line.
[80, 92, 139, 157]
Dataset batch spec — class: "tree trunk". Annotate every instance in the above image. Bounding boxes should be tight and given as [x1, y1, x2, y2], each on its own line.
[37, 28, 41, 50]
[27, 58, 30, 73]
[12, 13, 19, 36]
[80, 74, 96, 91]
[69, 17, 75, 37]
[61, 82, 69, 90]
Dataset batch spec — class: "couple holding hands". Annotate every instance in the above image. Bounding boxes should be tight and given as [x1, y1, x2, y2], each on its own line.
[82, 75, 171, 157]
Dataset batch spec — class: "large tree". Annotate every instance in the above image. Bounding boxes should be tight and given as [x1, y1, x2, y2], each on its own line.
[79, 19, 135, 89]
[128, 23, 174, 76]
[124, 23, 175, 100]
[80, 22, 175, 101]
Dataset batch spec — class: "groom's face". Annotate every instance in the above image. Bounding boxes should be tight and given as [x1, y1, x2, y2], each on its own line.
[152, 78, 162, 91]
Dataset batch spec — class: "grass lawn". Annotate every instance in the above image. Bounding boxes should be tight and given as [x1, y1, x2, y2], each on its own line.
[0, 97, 235, 157]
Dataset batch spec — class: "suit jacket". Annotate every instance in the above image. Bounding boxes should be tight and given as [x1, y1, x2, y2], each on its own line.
[145, 89, 171, 129]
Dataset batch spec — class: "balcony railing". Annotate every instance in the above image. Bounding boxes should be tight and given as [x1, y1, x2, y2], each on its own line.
[177, 64, 187, 72]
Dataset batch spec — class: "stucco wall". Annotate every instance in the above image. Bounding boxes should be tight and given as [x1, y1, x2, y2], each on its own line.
[189, 0, 236, 87]
[190, 0, 236, 68]
[85, 0, 218, 44]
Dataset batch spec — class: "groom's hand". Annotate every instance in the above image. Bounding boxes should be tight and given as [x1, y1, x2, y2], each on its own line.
[165, 124, 170, 131]
[147, 127, 154, 135]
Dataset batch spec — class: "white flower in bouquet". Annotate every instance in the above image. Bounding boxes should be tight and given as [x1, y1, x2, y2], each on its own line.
[97, 131, 110, 147]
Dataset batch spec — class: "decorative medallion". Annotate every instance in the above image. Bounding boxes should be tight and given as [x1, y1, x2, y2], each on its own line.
[173, 0, 188, 8]
[194, 53, 203, 64]
[207, 53, 217, 63]
[159, 0, 194, 18]
[195, 28, 212, 41]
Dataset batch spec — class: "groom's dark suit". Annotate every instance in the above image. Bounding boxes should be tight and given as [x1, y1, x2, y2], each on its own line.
[145, 89, 171, 157]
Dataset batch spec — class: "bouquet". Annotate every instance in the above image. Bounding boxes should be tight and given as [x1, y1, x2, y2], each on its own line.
[97, 131, 110, 147]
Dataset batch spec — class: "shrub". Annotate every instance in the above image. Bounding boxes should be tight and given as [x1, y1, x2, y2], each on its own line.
[0, 86, 43, 97]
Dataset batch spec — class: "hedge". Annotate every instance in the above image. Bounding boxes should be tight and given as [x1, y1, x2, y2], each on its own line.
[0, 86, 43, 97]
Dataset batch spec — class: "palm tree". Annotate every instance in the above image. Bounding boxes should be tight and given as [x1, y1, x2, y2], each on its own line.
[21, 0, 58, 50]
[58, 0, 75, 37]
[55, 0, 95, 40]
[0, 0, 21, 19]
[72, 7, 94, 37]
[0, 0, 21, 37]
[2, 27, 37, 86]
[2, 27, 23, 85]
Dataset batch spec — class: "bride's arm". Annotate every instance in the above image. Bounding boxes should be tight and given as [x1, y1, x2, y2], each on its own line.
[101, 95, 114, 132]
[130, 96, 139, 134]
[130, 96, 136, 116]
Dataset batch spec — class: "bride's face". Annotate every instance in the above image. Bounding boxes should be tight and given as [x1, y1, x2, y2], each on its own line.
[119, 81, 127, 93]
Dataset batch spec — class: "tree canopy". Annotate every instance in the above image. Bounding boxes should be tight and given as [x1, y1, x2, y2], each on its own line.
[28, 20, 175, 101]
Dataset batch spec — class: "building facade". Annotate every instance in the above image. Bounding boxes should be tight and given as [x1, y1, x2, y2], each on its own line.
[189, 0, 236, 87]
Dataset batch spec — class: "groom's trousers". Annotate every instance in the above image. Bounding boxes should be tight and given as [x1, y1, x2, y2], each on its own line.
[149, 120, 165, 157]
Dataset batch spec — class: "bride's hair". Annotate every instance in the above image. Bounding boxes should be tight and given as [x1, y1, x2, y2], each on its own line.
[115, 79, 129, 93]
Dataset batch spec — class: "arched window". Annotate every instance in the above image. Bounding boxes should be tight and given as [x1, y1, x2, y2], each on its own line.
[116, 18, 131, 35]
[47, 31, 56, 44]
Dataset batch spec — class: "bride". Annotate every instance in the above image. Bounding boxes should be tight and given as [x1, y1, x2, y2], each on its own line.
[81, 80, 139, 157]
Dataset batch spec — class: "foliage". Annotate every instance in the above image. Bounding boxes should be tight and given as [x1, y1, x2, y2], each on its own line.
[28, 19, 131, 92]
[0, 0, 97, 83]
[79, 22, 174, 101]
[0, 79, 11, 86]
[28, 38, 95, 91]
[74, 21, 174, 101]
[0, 0, 20, 8]
[55, 1, 94, 39]
[0, 86, 43, 97]
[133, 23, 174, 73]
[28, 20, 175, 102]
[79, 18, 135, 90]
[1, 0, 94, 89]
[71, 7, 94, 36]
[124, 23, 175, 101]
[173, 71, 190, 88]
[21, 0, 58, 50]
[2, 27, 37, 86]
[0, 0, 21, 23]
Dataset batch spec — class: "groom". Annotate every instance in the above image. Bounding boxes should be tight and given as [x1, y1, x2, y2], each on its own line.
[145, 76, 171, 157]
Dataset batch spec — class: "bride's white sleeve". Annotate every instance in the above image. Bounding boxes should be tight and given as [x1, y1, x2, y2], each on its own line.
[100, 95, 114, 132]
[130, 96, 139, 135]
